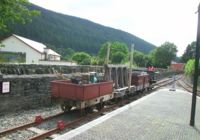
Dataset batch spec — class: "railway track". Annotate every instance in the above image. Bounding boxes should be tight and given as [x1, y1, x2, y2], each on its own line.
[176, 77, 200, 96]
[0, 76, 180, 140]
[153, 75, 182, 89]
[0, 112, 65, 137]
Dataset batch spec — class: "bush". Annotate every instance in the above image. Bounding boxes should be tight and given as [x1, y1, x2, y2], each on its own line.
[184, 59, 194, 76]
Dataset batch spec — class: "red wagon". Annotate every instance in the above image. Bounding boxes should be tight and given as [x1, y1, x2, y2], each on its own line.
[51, 80, 114, 112]
[131, 72, 150, 91]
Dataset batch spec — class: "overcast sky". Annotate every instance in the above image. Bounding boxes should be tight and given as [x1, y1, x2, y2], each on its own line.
[29, 0, 199, 56]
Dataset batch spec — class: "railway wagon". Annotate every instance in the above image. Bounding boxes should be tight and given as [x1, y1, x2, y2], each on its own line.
[131, 72, 150, 92]
[51, 80, 113, 112]
[51, 70, 152, 112]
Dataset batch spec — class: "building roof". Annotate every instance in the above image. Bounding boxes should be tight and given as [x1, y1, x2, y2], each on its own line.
[13, 34, 46, 53]
[12, 34, 60, 56]
[45, 48, 61, 56]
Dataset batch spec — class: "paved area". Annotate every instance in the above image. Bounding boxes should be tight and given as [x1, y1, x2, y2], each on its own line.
[55, 88, 200, 140]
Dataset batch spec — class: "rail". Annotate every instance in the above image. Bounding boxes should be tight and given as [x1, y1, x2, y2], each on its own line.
[177, 78, 200, 96]
[0, 112, 64, 137]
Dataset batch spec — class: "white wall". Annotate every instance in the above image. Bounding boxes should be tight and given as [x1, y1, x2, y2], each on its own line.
[45, 49, 61, 61]
[1, 36, 42, 64]
[48, 55, 60, 61]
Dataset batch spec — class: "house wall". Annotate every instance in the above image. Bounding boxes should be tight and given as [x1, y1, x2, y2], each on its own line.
[41, 54, 45, 60]
[45, 49, 60, 61]
[48, 55, 60, 61]
[1, 36, 42, 64]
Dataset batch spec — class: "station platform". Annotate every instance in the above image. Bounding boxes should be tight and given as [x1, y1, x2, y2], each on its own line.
[54, 88, 200, 140]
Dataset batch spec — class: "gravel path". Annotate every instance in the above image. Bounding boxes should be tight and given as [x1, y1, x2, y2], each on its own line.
[0, 104, 62, 131]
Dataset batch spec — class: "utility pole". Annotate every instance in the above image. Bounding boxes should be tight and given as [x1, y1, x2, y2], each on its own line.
[190, 3, 200, 126]
[104, 43, 111, 81]
[128, 44, 134, 91]
[105, 42, 111, 65]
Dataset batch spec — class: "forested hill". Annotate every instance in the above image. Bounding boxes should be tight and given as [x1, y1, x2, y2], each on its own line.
[2, 4, 156, 57]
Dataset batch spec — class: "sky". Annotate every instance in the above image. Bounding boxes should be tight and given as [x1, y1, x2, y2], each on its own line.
[29, 0, 200, 56]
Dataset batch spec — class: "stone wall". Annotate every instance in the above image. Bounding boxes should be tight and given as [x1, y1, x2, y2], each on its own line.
[0, 74, 57, 114]
[0, 64, 104, 75]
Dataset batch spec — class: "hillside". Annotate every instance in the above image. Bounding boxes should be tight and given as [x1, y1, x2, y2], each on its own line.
[1, 4, 156, 57]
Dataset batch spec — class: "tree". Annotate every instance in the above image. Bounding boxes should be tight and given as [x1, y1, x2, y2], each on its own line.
[132, 51, 149, 67]
[184, 59, 195, 76]
[91, 56, 99, 65]
[150, 42, 177, 68]
[112, 51, 126, 64]
[98, 41, 128, 64]
[0, 43, 5, 48]
[0, 0, 40, 31]
[72, 52, 91, 65]
[181, 41, 196, 63]
[62, 48, 75, 60]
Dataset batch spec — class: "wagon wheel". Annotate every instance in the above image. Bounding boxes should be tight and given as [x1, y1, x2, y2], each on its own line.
[80, 109, 86, 116]
[61, 104, 72, 112]
[85, 107, 94, 114]
[96, 102, 105, 111]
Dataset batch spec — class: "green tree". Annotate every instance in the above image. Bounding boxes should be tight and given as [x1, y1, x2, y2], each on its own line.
[63, 48, 75, 60]
[132, 51, 149, 67]
[112, 51, 126, 64]
[98, 41, 128, 64]
[143, 55, 152, 67]
[72, 52, 91, 65]
[97, 58, 105, 66]
[184, 59, 195, 76]
[0, 0, 40, 31]
[181, 41, 196, 63]
[150, 42, 177, 68]
[0, 43, 5, 48]
[91, 56, 99, 65]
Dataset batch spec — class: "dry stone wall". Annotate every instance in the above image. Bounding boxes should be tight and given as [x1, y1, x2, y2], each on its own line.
[0, 75, 57, 114]
[0, 64, 104, 75]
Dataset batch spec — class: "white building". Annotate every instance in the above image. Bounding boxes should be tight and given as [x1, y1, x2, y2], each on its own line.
[0, 34, 61, 64]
